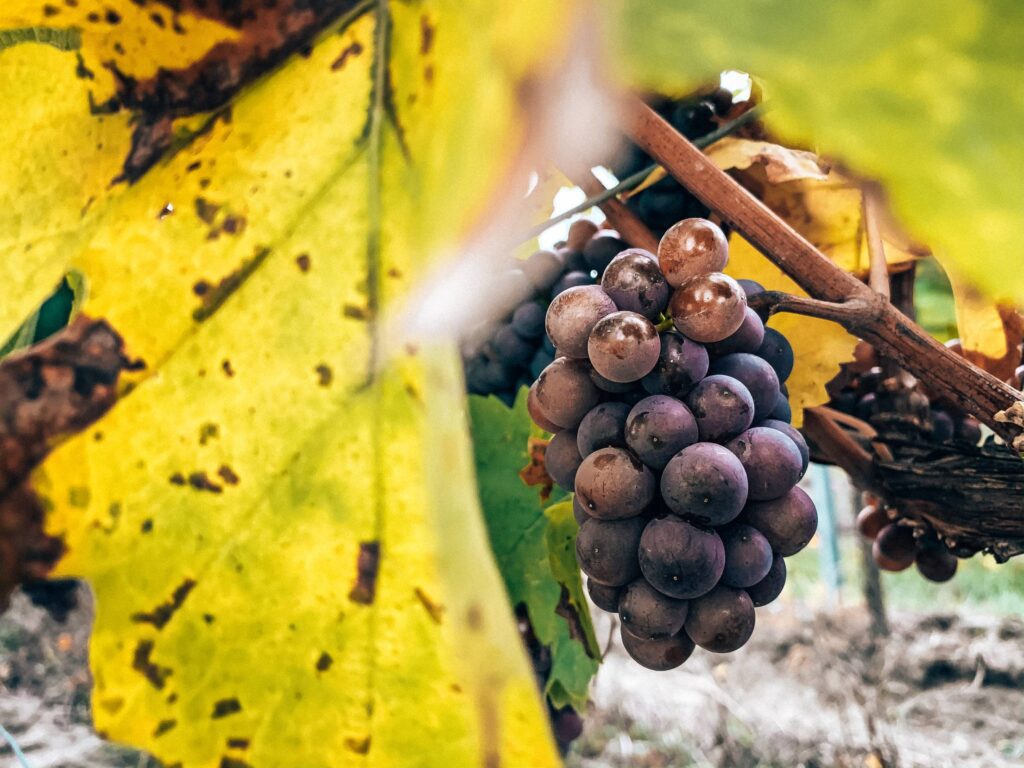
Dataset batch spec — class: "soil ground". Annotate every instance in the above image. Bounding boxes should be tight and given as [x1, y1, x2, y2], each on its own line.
[1, 585, 1022, 767]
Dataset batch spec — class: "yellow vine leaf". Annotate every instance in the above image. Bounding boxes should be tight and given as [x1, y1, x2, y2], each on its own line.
[708, 138, 920, 276]
[725, 235, 858, 425]
[2, 2, 573, 765]
[949, 270, 1024, 381]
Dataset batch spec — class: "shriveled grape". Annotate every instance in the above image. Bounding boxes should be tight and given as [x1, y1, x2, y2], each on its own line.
[658, 218, 729, 287]
[619, 579, 689, 639]
[588, 311, 661, 383]
[574, 447, 656, 519]
[638, 516, 724, 599]
[743, 486, 818, 556]
[660, 442, 748, 525]
[670, 272, 747, 343]
[576, 516, 646, 586]
[684, 586, 755, 653]
[545, 285, 617, 358]
[625, 395, 699, 470]
[686, 375, 755, 442]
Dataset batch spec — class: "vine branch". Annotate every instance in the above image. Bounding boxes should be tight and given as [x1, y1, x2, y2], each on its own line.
[622, 96, 1024, 444]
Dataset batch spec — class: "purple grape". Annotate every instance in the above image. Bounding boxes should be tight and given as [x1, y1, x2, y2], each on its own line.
[583, 233, 627, 272]
[620, 624, 695, 671]
[546, 431, 583, 491]
[685, 375, 755, 442]
[511, 301, 547, 339]
[588, 311, 661, 383]
[465, 354, 514, 395]
[737, 279, 764, 299]
[684, 585, 755, 653]
[574, 447, 656, 519]
[491, 323, 535, 367]
[706, 307, 765, 356]
[576, 516, 645, 586]
[577, 402, 630, 456]
[529, 347, 555, 379]
[527, 382, 561, 433]
[534, 358, 601, 430]
[915, 544, 958, 583]
[559, 248, 589, 273]
[660, 443, 748, 525]
[587, 579, 621, 612]
[756, 327, 794, 382]
[523, 249, 564, 291]
[573, 494, 590, 525]
[767, 392, 792, 422]
[743, 486, 818, 556]
[589, 368, 637, 394]
[624, 395, 698, 470]
[641, 333, 710, 398]
[719, 523, 773, 588]
[638, 516, 724, 599]
[600, 249, 671, 321]
[709, 353, 780, 422]
[931, 410, 954, 441]
[550, 270, 595, 298]
[746, 553, 786, 606]
[726, 427, 802, 501]
[760, 419, 809, 477]
[619, 579, 689, 639]
[545, 285, 617, 358]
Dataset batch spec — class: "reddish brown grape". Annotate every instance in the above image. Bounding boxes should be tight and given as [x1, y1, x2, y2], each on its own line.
[534, 358, 601, 430]
[660, 442, 748, 526]
[620, 624, 695, 671]
[915, 545, 958, 583]
[726, 427, 803, 501]
[638, 516, 725, 599]
[576, 516, 646, 586]
[619, 579, 689, 639]
[527, 382, 561, 433]
[588, 311, 661, 383]
[873, 524, 915, 571]
[856, 504, 888, 540]
[658, 218, 729, 287]
[600, 248, 671, 321]
[566, 218, 599, 251]
[574, 447, 656, 519]
[545, 285, 617, 358]
[684, 585, 755, 653]
[586, 578, 622, 612]
[545, 430, 583, 491]
[670, 272, 747, 343]
[719, 523, 773, 589]
[746, 553, 786, 607]
[743, 486, 818, 556]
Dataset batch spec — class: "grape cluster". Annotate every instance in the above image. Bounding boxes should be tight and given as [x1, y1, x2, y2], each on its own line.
[826, 340, 982, 445]
[611, 88, 741, 235]
[528, 218, 817, 671]
[856, 494, 959, 581]
[463, 220, 629, 405]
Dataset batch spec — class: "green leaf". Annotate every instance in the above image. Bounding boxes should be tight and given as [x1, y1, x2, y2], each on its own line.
[470, 390, 599, 711]
[606, 0, 1024, 302]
